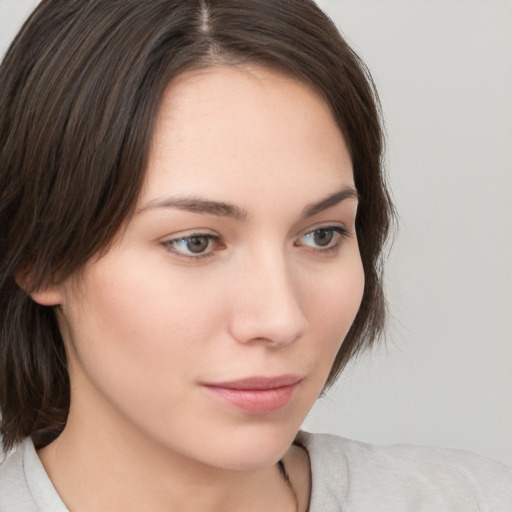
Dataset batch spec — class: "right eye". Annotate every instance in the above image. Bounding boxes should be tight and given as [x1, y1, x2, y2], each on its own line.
[162, 233, 222, 259]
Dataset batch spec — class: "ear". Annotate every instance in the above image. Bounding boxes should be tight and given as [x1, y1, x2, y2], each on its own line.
[29, 285, 63, 306]
[15, 270, 63, 306]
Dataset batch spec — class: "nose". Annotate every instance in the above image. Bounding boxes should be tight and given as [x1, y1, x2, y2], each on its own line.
[227, 249, 308, 347]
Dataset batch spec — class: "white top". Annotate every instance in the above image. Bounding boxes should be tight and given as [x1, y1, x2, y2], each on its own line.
[1, 431, 511, 511]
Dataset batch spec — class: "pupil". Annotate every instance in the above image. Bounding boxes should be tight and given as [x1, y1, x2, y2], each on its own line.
[187, 236, 209, 253]
[314, 229, 333, 247]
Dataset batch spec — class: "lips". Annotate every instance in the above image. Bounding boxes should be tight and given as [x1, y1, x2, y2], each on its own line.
[201, 375, 302, 415]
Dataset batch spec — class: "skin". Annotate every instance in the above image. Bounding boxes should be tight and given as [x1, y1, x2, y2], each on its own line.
[34, 65, 364, 512]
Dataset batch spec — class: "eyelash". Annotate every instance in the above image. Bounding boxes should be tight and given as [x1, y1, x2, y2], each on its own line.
[162, 232, 222, 260]
[162, 226, 350, 260]
[294, 226, 349, 254]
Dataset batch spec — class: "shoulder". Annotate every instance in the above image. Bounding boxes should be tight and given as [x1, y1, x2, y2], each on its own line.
[0, 438, 68, 512]
[296, 431, 512, 512]
[0, 439, 35, 512]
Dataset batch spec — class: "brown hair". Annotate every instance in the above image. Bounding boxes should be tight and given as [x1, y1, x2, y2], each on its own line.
[0, 0, 394, 453]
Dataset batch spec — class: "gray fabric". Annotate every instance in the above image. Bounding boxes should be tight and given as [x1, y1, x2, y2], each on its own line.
[1, 432, 511, 511]
[297, 432, 512, 511]
[0, 438, 67, 512]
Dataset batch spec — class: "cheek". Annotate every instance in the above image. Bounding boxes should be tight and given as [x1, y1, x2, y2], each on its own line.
[306, 253, 364, 337]
[61, 259, 225, 412]
[296, 249, 365, 378]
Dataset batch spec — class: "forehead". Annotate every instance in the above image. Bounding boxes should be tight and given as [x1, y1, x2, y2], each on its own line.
[142, 65, 353, 208]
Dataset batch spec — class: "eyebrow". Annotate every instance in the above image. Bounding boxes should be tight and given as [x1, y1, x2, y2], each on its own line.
[137, 186, 358, 221]
[137, 196, 248, 221]
[300, 187, 359, 219]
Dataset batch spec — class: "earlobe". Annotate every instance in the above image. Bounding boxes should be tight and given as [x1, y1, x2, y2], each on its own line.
[29, 286, 63, 306]
[14, 270, 64, 306]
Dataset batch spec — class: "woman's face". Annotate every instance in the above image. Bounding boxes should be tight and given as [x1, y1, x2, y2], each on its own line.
[49, 65, 364, 470]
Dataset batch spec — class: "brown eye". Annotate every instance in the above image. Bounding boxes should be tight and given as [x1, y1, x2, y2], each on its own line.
[186, 236, 210, 253]
[164, 233, 221, 258]
[312, 229, 334, 247]
[296, 226, 349, 252]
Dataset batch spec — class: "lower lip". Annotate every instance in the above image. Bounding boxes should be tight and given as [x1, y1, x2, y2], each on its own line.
[202, 383, 299, 415]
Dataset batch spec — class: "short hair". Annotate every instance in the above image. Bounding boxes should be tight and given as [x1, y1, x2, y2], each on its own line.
[0, 0, 394, 452]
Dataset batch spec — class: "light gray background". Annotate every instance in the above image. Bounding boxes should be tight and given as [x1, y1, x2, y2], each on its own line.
[1, 0, 511, 466]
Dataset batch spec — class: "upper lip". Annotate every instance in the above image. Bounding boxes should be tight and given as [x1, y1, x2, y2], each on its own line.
[203, 374, 302, 390]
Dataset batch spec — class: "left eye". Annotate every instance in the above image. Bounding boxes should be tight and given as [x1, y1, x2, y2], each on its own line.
[164, 234, 220, 258]
[297, 226, 348, 250]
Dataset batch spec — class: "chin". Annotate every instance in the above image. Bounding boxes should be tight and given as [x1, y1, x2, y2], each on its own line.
[193, 418, 302, 471]
[210, 443, 290, 472]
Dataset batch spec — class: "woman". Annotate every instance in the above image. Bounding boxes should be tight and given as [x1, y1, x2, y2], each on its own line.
[0, 1, 510, 511]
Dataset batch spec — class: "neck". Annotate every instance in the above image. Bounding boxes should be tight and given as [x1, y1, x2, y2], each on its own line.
[37, 400, 302, 512]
